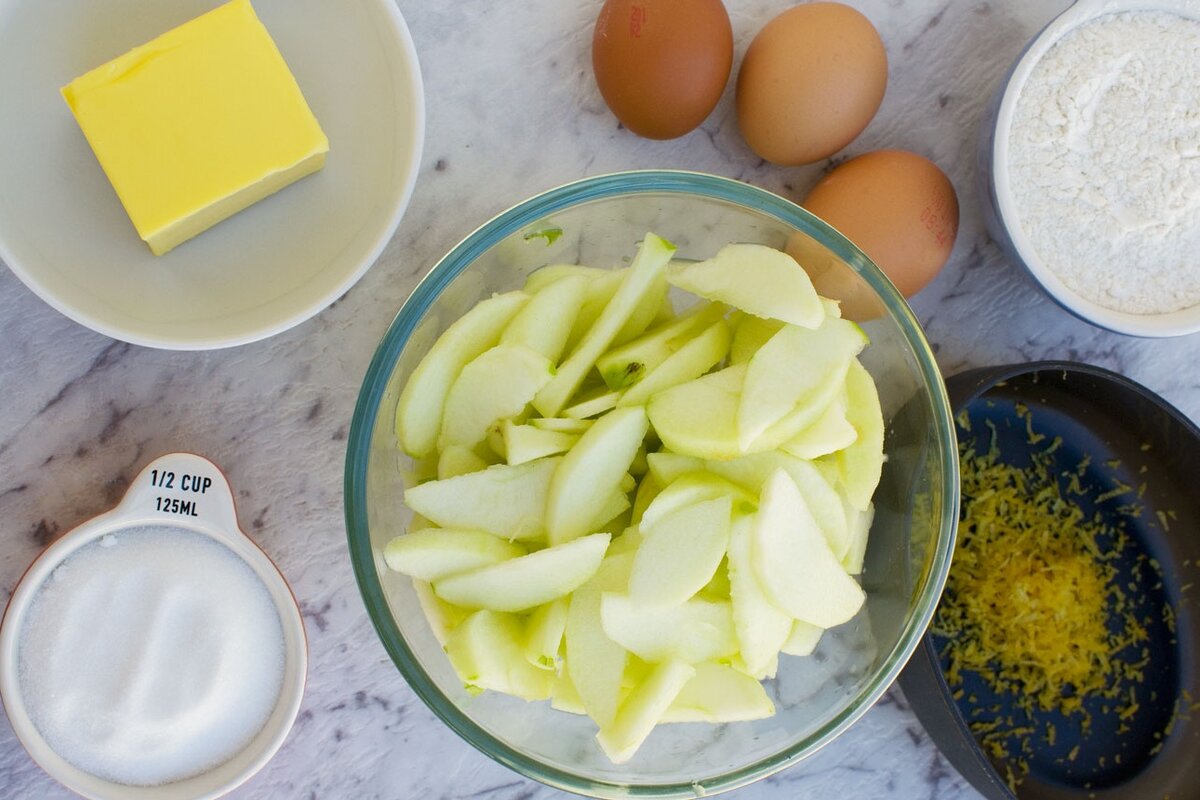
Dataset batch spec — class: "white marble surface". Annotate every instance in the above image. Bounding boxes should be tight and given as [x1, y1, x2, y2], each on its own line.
[3, 0, 1198, 798]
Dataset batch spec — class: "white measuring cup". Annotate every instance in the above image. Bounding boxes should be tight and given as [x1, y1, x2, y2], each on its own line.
[0, 452, 308, 800]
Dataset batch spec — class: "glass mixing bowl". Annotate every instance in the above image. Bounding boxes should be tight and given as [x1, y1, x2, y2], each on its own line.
[345, 171, 958, 797]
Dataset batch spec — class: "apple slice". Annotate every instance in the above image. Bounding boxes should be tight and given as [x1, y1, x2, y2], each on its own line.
[404, 457, 559, 541]
[397, 291, 529, 457]
[726, 516, 792, 678]
[534, 234, 676, 417]
[524, 596, 569, 670]
[444, 610, 553, 700]
[628, 496, 732, 606]
[437, 445, 491, 479]
[596, 302, 726, 390]
[629, 474, 661, 526]
[842, 501, 874, 575]
[600, 594, 738, 663]
[780, 620, 824, 657]
[752, 470, 864, 628]
[597, 660, 695, 764]
[530, 417, 593, 434]
[501, 274, 589, 363]
[730, 315, 784, 364]
[589, 490, 632, 533]
[546, 407, 648, 545]
[434, 533, 610, 612]
[523, 263, 611, 293]
[779, 387, 858, 460]
[607, 526, 645, 556]
[738, 317, 867, 450]
[666, 244, 824, 329]
[660, 662, 774, 723]
[412, 579, 469, 647]
[618, 319, 731, 407]
[440, 344, 553, 449]
[646, 364, 745, 460]
[551, 671, 587, 715]
[564, 387, 622, 419]
[838, 359, 885, 510]
[384, 529, 525, 582]
[638, 472, 755, 531]
[502, 422, 578, 465]
[566, 552, 635, 728]
[698, 558, 731, 601]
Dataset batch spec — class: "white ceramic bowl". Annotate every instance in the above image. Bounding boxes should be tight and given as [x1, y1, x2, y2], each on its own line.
[0, 0, 424, 350]
[0, 453, 308, 800]
[979, 0, 1200, 337]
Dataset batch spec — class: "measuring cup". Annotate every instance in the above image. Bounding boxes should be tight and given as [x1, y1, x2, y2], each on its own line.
[0, 452, 308, 800]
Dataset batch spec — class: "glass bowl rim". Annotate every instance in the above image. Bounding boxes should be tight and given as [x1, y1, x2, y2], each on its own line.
[344, 169, 960, 798]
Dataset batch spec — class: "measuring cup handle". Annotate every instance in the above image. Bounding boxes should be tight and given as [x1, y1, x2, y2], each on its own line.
[117, 452, 242, 534]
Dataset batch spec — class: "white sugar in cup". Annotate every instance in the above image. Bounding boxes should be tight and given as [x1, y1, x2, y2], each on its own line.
[0, 453, 307, 800]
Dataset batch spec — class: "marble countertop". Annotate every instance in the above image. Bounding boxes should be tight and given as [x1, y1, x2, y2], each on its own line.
[3, 0, 1198, 798]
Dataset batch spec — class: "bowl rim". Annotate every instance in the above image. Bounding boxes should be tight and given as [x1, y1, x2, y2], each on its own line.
[344, 169, 960, 797]
[988, 0, 1200, 338]
[0, 0, 425, 351]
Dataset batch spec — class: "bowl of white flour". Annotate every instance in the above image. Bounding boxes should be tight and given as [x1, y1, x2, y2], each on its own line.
[980, 0, 1200, 337]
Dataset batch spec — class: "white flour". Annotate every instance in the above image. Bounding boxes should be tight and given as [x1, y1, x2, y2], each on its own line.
[1008, 10, 1200, 315]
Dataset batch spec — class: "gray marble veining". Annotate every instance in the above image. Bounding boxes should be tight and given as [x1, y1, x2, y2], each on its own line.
[3, 0, 1195, 798]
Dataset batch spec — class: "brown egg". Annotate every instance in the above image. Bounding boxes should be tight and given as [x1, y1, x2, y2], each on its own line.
[803, 149, 959, 297]
[736, 3, 887, 165]
[592, 0, 733, 140]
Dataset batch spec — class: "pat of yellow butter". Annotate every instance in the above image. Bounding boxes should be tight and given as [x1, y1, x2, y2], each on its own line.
[61, 0, 329, 255]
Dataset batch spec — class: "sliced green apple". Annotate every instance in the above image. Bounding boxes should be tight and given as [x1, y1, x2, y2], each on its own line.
[751, 470, 864, 628]
[646, 364, 745, 460]
[738, 317, 867, 450]
[502, 422, 578, 465]
[529, 417, 593, 434]
[628, 495, 732, 607]
[444, 609, 553, 700]
[638, 472, 755, 531]
[384, 529, 525, 582]
[600, 593, 738, 663]
[501, 274, 589, 363]
[535, 235, 676, 417]
[440, 344, 553, 450]
[780, 620, 824, 657]
[546, 407, 648, 545]
[629, 473, 661, 526]
[397, 291, 529, 457]
[666, 244, 824, 329]
[607, 525, 645, 556]
[404, 457, 559, 541]
[434, 533, 610, 612]
[779, 387, 858, 460]
[596, 302, 726, 390]
[729, 315, 784, 365]
[660, 662, 774, 723]
[523, 263, 611, 292]
[597, 660, 695, 764]
[727, 516, 792, 678]
[589, 490, 632, 533]
[550, 671, 587, 715]
[563, 387, 622, 419]
[618, 319, 731, 408]
[437, 445, 491, 479]
[566, 552, 635, 728]
[412, 579, 469, 647]
[524, 596, 569, 670]
[842, 501, 874, 575]
[838, 358, 885, 510]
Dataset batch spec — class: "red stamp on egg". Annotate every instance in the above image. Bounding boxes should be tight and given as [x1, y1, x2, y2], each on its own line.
[630, 5, 647, 37]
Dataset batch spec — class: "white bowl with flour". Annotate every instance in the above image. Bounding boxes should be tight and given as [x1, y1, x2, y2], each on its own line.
[980, 0, 1200, 337]
[0, 453, 307, 800]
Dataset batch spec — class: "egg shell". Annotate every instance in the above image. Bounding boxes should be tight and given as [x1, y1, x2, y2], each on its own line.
[592, 0, 733, 140]
[803, 150, 959, 297]
[736, 3, 887, 165]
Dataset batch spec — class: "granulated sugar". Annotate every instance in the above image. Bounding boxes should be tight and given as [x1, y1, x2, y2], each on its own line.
[1008, 10, 1200, 315]
[17, 526, 285, 786]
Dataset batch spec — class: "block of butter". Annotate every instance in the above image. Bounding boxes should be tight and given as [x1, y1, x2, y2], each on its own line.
[61, 0, 329, 255]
